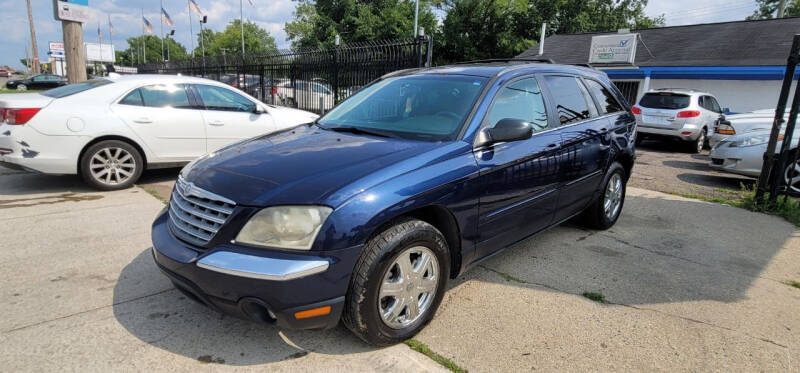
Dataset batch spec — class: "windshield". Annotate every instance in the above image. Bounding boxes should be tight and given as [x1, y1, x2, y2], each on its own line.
[317, 75, 488, 141]
[41, 79, 113, 98]
[639, 92, 690, 110]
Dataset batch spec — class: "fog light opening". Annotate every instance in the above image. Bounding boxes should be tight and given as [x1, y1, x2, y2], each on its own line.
[239, 298, 276, 324]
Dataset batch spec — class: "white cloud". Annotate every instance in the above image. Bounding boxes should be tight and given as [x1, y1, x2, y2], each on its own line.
[646, 0, 758, 26]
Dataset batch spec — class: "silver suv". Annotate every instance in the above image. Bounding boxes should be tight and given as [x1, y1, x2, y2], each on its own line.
[633, 89, 725, 153]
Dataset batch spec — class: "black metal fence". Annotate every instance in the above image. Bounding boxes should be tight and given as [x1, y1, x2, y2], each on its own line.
[137, 37, 433, 114]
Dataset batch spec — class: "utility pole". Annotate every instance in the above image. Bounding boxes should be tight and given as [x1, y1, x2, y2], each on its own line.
[62, 20, 87, 83]
[777, 0, 788, 17]
[26, 0, 40, 74]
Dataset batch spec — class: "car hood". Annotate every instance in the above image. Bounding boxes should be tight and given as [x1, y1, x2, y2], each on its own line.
[183, 124, 441, 206]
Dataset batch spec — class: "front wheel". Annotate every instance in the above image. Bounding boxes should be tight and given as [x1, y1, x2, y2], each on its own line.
[782, 158, 800, 198]
[16, 84, 26, 91]
[582, 162, 627, 230]
[342, 218, 450, 346]
[80, 140, 144, 190]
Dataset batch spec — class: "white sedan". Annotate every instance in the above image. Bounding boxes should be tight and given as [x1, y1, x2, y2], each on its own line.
[0, 74, 318, 190]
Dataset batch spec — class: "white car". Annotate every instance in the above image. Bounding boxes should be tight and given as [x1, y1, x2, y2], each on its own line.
[276, 80, 335, 112]
[709, 109, 786, 149]
[0, 74, 318, 190]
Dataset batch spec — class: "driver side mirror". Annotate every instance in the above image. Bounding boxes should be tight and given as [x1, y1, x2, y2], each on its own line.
[484, 118, 533, 145]
[252, 105, 266, 114]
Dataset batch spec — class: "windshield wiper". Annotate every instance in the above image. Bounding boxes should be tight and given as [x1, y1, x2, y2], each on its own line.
[325, 126, 395, 138]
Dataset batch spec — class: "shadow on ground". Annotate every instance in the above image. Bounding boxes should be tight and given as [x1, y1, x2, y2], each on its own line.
[676, 173, 755, 190]
[112, 190, 796, 365]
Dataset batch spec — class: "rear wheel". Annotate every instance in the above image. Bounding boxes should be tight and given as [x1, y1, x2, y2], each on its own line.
[342, 218, 450, 346]
[582, 162, 626, 230]
[688, 128, 706, 153]
[16, 84, 27, 91]
[782, 158, 800, 198]
[80, 140, 144, 191]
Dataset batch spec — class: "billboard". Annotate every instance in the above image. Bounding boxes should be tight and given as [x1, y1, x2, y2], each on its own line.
[53, 0, 90, 23]
[85, 43, 115, 62]
[588, 34, 638, 65]
[49, 42, 65, 58]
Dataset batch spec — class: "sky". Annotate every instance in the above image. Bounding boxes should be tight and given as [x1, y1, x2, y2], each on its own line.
[0, 0, 760, 70]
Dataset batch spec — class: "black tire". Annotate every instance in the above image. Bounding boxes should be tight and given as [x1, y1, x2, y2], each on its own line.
[780, 157, 800, 198]
[80, 140, 144, 191]
[634, 136, 643, 147]
[688, 128, 706, 154]
[581, 162, 627, 230]
[342, 218, 450, 346]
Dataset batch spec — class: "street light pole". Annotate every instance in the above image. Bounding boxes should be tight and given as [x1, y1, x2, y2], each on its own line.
[413, 0, 419, 38]
[240, 0, 245, 57]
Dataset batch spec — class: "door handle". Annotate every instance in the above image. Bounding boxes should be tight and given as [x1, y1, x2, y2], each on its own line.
[208, 120, 224, 126]
[133, 117, 152, 124]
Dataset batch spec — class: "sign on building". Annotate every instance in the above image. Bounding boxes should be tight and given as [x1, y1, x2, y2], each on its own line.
[52, 0, 90, 23]
[85, 43, 115, 63]
[588, 34, 638, 65]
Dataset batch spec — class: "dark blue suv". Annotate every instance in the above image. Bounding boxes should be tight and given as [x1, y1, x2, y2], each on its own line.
[151, 62, 636, 345]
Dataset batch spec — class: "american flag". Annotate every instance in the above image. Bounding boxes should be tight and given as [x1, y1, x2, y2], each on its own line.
[142, 16, 153, 34]
[108, 16, 115, 36]
[97, 24, 102, 41]
[189, 0, 203, 15]
[161, 7, 174, 27]
[247, 0, 254, 6]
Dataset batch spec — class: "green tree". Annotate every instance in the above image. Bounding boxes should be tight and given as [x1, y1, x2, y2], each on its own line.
[117, 35, 171, 64]
[747, 0, 800, 19]
[194, 20, 278, 57]
[285, 0, 439, 49]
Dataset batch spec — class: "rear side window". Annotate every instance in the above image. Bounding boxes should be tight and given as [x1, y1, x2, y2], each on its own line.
[486, 77, 548, 132]
[639, 93, 690, 109]
[138, 84, 192, 109]
[584, 79, 623, 114]
[543, 75, 597, 125]
[41, 79, 113, 98]
[119, 89, 144, 106]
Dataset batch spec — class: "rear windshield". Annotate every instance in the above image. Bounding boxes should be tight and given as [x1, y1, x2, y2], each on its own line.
[639, 92, 690, 109]
[41, 79, 113, 98]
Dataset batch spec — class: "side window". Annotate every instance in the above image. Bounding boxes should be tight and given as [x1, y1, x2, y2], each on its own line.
[195, 84, 256, 112]
[139, 84, 193, 109]
[699, 96, 707, 110]
[486, 77, 548, 132]
[584, 79, 623, 114]
[708, 96, 721, 112]
[33, 76, 46, 82]
[543, 75, 597, 125]
[119, 89, 144, 106]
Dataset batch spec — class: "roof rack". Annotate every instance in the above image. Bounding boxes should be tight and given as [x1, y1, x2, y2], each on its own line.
[453, 58, 555, 65]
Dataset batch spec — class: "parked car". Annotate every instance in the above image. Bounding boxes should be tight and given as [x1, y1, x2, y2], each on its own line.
[632, 89, 726, 153]
[5, 74, 67, 91]
[0, 74, 318, 190]
[0, 69, 10, 78]
[709, 109, 784, 148]
[276, 80, 335, 111]
[151, 62, 636, 345]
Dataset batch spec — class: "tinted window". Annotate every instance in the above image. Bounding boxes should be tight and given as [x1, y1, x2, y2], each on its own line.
[585, 79, 623, 114]
[639, 93, 690, 109]
[318, 75, 487, 141]
[139, 84, 192, 109]
[544, 75, 596, 125]
[32, 75, 47, 82]
[119, 89, 144, 106]
[707, 96, 721, 112]
[487, 77, 548, 132]
[41, 79, 113, 98]
[195, 85, 256, 112]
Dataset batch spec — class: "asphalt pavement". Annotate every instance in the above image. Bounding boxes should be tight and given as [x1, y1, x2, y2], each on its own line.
[1, 166, 799, 372]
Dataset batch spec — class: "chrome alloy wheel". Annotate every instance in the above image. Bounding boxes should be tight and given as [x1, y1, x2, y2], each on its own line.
[604, 173, 623, 220]
[378, 246, 439, 329]
[89, 147, 137, 186]
[784, 160, 800, 195]
[696, 130, 706, 153]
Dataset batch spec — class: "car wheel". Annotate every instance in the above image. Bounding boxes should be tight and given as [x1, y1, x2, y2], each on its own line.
[582, 162, 627, 230]
[782, 158, 800, 198]
[16, 84, 27, 91]
[634, 136, 643, 147]
[342, 218, 450, 346]
[689, 128, 706, 154]
[80, 140, 144, 191]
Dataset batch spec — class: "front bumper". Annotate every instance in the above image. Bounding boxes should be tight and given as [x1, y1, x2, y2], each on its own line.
[151, 209, 362, 330]
[708, 143, 763, 177]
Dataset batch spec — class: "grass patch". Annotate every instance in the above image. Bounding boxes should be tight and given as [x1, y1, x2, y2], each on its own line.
[787, 281, 800, 289]
[0, 88, 43, 94]
[404, 339, 467, 373]
[667, 187, 800, 228]
[141, 186, 168, 204]
[582, 291, 606, 303]
[478, 265, 525, 283]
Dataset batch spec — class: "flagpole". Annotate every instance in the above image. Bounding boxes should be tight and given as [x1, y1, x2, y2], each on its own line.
[108, 15, 114, 64]
[98, 22, 102, 64]
[188, 0, 194, 58]
[160, 0, 164, 62]
[240, 0, 245, 57]
[142, 8, 146, 63]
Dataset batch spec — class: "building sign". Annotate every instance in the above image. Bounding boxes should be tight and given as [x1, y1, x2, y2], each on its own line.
[589, 34, 638, 65]
[49, 42, 65, 58]
[53, 0, 90, 23]
[85, 43, 115, 63]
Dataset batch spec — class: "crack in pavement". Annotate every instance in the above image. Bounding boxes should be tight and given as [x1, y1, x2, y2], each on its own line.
[475, 264, 790, 349]
[2, 288, 176, 334]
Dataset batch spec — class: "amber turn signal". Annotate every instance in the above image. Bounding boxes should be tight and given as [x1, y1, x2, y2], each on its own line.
[294, 305, 332, 319]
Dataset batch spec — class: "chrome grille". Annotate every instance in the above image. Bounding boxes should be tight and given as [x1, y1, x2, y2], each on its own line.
[168, 177, 236, 246]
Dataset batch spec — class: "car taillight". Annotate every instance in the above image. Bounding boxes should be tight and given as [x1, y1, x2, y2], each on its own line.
[677, 110, 700, 118]
[631, 106, 642, 114]
[2, 108, 40, 125]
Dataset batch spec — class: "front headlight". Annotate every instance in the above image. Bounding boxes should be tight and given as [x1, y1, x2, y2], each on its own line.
[729, 134, 772, 147]
[235, 206, 332, 250]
